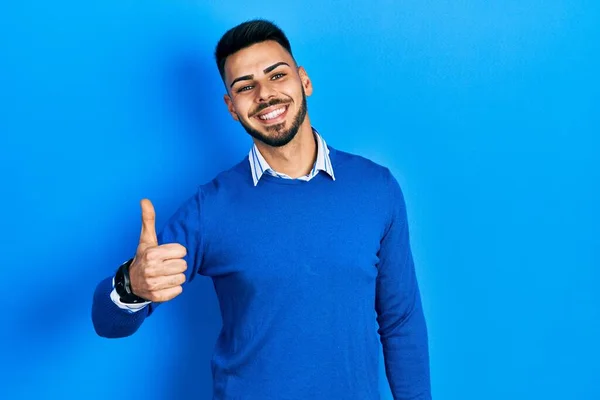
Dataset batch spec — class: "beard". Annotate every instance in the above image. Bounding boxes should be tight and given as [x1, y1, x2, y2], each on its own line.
[238, 87, 308, 148]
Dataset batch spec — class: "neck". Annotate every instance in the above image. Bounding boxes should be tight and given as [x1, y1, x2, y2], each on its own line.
[254, 118, 317, 178]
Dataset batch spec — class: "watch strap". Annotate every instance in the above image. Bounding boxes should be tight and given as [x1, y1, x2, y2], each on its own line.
[114, 258, 148, 304]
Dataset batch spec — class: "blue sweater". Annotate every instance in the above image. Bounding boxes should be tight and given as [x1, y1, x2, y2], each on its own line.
[92, 146, 431, 399]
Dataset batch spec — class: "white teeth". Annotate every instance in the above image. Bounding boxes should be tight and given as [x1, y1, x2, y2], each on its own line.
[258, 106, 286, 120]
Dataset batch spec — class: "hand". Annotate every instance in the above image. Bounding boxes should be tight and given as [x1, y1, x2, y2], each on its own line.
[129, 199, 187, 302]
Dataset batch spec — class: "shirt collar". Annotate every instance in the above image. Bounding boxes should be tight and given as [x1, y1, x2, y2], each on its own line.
[248, 128, 336, 186]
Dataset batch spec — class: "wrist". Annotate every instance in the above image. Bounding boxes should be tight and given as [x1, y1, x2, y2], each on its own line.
[114, 258, 148, 304]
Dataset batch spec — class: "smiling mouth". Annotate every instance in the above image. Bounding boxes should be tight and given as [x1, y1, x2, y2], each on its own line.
[254, 105, 289, 124]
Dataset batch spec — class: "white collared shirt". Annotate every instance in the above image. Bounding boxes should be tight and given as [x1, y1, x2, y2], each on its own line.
[248, 128, 335, 186]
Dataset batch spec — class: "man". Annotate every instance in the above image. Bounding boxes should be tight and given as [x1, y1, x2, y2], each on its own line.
[92, 19, 431, 400]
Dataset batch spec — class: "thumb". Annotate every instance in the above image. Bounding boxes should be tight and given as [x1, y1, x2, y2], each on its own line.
[139, 198, 158, 246]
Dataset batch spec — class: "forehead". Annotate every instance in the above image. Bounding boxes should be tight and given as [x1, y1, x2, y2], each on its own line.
[224, 40, 295, 82]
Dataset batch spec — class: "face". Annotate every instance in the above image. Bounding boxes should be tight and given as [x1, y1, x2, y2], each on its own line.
[223, 40, 313, 147]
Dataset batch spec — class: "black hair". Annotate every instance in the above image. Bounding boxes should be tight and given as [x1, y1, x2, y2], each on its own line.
[214, 19, 294, 81]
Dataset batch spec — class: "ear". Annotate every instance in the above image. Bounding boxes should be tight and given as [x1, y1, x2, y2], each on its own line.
[223, 94, 239, 121]
[297, 66, 313, 97]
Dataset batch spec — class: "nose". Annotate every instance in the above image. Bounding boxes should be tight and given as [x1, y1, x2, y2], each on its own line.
[256, 82, 276, 103]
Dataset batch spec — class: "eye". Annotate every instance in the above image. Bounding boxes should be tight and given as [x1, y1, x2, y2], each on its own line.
[236, 85, 254, 93]
[271, 73, 286, 80]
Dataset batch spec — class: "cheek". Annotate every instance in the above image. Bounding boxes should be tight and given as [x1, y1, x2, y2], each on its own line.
[286, 85, 304, 103]
[230, 98, 250, 118]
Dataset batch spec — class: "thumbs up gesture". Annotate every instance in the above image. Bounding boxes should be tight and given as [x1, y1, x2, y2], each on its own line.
[128, 199, 187, 302]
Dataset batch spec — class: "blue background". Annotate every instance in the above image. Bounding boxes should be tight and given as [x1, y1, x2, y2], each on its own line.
[1, 1, 598, 399]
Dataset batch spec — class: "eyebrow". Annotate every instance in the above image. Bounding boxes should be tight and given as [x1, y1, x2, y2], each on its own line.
[229, 61, 291, 88]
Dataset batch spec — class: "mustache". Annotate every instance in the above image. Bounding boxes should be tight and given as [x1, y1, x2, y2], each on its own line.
[250, 98, 289, 117]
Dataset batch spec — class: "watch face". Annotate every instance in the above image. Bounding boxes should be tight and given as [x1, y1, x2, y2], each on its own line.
[114, 267, 127, 297]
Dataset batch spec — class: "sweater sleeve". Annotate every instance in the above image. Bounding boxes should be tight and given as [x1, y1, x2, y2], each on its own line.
[91, 188, 204, 338]
[375, 171, 431, 399]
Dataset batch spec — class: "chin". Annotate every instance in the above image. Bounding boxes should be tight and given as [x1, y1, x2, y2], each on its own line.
[241, 93, 308, 148]
[244, 121, 298, 148]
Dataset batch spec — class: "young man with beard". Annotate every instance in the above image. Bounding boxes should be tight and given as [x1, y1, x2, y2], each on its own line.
[92, 19, 431, 400]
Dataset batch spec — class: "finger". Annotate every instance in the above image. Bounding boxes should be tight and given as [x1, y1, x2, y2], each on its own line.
[150, 285, 183, 303]
[155, 243, 187, 260]
[139, 244, 186, 267]
[148, 273, 187, 291]
[139, 199, 158, 246]
[142, 258, 187, 277]
[159, 259, 188, 275]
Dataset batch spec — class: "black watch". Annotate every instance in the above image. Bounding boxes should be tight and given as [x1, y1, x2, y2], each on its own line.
[114, 258, 148, 304]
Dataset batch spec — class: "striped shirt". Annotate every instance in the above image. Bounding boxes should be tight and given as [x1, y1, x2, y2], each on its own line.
[248, 128, 336, 186]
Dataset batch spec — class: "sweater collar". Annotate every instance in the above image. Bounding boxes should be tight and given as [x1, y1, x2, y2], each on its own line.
[248, 128, 336, 186]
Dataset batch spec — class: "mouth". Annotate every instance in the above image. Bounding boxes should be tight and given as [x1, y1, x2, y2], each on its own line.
[253, 104, 289, 125]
